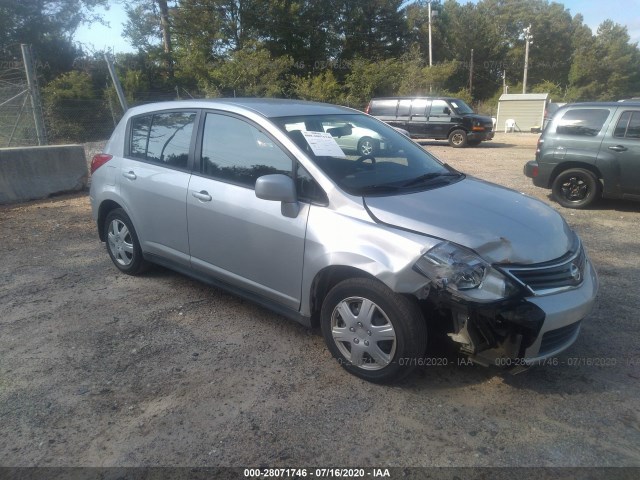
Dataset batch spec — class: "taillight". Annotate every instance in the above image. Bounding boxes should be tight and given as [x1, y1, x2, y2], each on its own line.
[91, 154, 112, 174]
[535, 136, 544, 160]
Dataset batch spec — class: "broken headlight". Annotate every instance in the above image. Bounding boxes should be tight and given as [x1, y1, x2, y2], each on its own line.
[414, 241, 518, 302]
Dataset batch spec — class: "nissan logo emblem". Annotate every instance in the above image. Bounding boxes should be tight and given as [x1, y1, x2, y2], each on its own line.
[570, 262, 581, 282]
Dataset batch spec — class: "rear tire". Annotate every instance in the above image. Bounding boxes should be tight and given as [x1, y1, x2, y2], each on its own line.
[448, 129, 468, 148]
[357, 137, 378, 156]
[104, 208, 149, 275]
[320, 278, 427, 383]
[551, 168, 601, 209]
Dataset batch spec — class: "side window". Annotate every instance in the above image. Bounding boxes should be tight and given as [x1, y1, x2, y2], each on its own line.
[429, 100, 451, 116]
[129, 111, 196, 169]
[130, 115, 151, 159]
[411, 99, 431, 118]
[201, 113, 292, 187]
[370, 100, 398, 117]
[614, 111, 640, 139]
[397, 100, 412, 118]
[296, 164, 328, 205]
[556, 109, 610, 137]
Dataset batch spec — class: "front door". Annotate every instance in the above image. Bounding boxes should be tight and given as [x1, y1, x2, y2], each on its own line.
[425, 99, 453, 139]
[186, 112, 309, 310]
[600, 109, 640, 197]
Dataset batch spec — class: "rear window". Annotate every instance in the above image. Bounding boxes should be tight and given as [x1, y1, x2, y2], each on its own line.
[614, 111, 640, 139]
[556, 109, 610, 137]
[369, 100, 398, 116]
[129, 111, 196, 169]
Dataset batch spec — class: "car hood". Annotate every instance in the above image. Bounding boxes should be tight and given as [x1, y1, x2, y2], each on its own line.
[363, 177, 574, 265]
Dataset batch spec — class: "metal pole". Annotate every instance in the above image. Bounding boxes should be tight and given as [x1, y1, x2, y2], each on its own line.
[523, 25, 532, 94]
[104, 53, 129, 112]
[469, 48, 474, 96]
[21, 44, 47, 145]
[428, 2, 433, 67]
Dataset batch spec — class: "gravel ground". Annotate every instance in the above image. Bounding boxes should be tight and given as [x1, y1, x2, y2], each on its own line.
[1, 133, 639, 469]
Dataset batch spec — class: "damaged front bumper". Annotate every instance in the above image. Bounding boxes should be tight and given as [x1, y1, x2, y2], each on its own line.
[421, 255, 599, 367]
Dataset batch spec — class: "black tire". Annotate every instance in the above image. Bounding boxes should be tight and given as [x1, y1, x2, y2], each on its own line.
[320, 277, 427, 383]
[357, 137, 378, 156]
[551, 168, 601, 209]
[104, 208, 149, 275]
[448, 129, 468, 148]
[467, 139, 481, 147]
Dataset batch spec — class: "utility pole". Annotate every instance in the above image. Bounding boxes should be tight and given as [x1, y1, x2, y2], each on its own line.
[21, 44, 46, 146]
[522, 25, 533, 94]
[426, 1, 438, 67]
[469, 49, 474, 96]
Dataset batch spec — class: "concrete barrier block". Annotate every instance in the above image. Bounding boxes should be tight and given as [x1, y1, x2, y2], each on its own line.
[0, 145, 88, 205]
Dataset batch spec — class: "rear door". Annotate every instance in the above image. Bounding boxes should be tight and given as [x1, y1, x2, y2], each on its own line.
[119, 110, 198, 266]
[186, 111, 309, 310]
[599, 109, 640, 197]
[406, 99, 431, 136]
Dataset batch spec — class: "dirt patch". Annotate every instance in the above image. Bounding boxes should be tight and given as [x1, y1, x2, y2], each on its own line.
[1, 134, 639, 468]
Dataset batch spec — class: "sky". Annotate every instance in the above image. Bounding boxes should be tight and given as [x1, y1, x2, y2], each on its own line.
[74, 0, 640, 55]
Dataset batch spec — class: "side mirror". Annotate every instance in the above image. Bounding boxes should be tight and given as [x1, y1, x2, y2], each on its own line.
[255, 174, 300, 218]
[327, 124, 353, 138]
[443, 107, 451, 115]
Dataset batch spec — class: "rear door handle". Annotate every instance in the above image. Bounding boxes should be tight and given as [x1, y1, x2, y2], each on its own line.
[608, 145, 628, 152]
[192, 190, 212, 202]
[122, 171, 137, 180]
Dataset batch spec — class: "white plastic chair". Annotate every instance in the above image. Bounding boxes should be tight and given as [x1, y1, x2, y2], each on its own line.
[504, 119, 516, 133]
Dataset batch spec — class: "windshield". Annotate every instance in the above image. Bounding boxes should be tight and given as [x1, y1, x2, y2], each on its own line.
[449, 100, 474, 115]
[272, 113, 461, 196]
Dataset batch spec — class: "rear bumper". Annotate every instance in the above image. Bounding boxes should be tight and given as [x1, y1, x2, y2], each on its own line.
[524, 160, 552, 188]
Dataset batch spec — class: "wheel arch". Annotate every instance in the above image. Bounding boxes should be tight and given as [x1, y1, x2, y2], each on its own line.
[97, 199, 124, 241]
[550, 162, 603, 188]
[308, 265, 377, 328]
[447, 125, 469, 137]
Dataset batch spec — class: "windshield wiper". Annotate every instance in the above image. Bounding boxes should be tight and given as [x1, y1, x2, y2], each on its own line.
[358, 184, 404, 195]
[401, 172, 462, 188]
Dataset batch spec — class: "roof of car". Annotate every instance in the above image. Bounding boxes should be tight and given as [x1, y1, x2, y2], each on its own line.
[370, 96, 457, 101]
[124, 98, 357, 118]
[561, 101, 640, 108]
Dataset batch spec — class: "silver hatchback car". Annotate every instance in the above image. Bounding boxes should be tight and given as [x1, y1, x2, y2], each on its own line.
[90, 99, 598, 383]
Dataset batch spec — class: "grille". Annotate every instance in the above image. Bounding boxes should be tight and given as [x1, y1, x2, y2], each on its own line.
[502, 246, 586, 295]
[539, 321, 581, 356]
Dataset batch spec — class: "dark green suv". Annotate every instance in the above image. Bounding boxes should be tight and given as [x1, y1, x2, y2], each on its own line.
[525, 102, 640, 208]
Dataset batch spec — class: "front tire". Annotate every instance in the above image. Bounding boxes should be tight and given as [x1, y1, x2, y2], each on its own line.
[320, 278, 427, 383]
[551, 168, 601, 209]
[104, 208, 149, 275]
[448, 129, 468, 148]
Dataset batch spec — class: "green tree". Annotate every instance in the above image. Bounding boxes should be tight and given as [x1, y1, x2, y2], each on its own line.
[42, 70, 112, 142]
[339, 0, 406, 62]
[292, 70, 344, 104]
[211, 45, 293, 97]
[0, 0, 108, 80]
[568, 20, 640, 100]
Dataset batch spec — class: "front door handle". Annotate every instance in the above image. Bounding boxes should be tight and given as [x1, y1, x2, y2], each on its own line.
[122, 171, 137, 180]
[192, 190, 212, 202]
[608, 145, 628, 152]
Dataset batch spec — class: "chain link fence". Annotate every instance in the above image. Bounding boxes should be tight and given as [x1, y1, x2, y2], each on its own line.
[0, 46, 44, 148]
